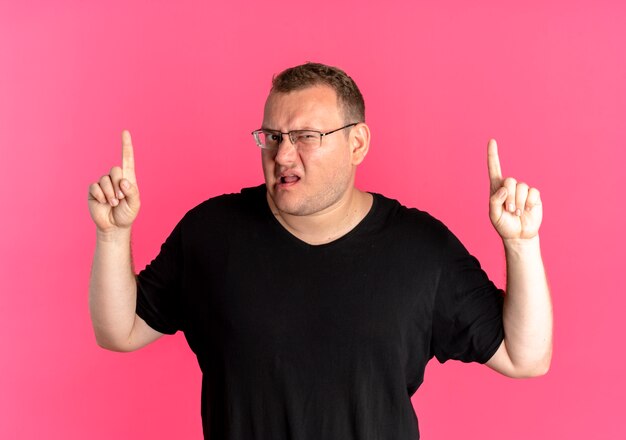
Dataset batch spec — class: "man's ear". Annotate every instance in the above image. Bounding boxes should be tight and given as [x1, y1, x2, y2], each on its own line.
[350, 123, 371, 166]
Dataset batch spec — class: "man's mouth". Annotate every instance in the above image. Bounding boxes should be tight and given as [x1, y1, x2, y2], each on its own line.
[280, 176, 300, 184]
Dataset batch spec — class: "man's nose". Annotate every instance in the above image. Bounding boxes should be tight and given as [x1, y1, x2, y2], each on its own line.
[274, 134, 298, 164]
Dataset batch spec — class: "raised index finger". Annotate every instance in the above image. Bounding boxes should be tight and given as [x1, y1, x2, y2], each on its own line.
[121, 129, 136, 183]
[487, 138, 503, 193]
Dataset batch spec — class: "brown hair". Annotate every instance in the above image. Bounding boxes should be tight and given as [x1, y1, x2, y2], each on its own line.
[270, 62, 365, 123]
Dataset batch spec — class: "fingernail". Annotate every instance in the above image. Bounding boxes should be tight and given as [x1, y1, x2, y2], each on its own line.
[111, 198, 118, 206]
[515, 208, 521, 216]
[121, 180, 130, 190]
[508, 203, 515, 212]
[117, 190, 125, 199]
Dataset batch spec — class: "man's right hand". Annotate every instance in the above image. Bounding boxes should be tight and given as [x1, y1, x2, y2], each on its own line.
[88, 130, 141, 233]
[88, 130, 162, 352]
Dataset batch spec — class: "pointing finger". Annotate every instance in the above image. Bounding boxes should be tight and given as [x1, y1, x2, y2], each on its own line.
[122, 130, 136, 183]
[488, 139, 503, 194]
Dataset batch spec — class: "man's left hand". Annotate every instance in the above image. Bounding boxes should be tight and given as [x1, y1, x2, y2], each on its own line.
[487, 139, 543, 241]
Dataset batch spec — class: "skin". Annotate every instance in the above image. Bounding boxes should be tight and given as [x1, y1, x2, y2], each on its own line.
[88, 87, 552, 379]
[260, 86, 372, 245]
[88, 131, 162, 351]
[483, 139, 553, 377]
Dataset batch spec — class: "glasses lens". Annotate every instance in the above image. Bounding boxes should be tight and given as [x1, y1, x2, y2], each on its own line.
[291, 131, 321, 149]
[257, 131, 281, 149]
[254, 130, 322, 150]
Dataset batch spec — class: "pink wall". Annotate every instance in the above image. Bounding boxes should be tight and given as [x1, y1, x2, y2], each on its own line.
[1, 1, 624, 438]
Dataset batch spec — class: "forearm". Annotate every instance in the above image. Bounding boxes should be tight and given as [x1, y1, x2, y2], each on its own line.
[89, 227, 138, 349]
[502, 235, 553, 375]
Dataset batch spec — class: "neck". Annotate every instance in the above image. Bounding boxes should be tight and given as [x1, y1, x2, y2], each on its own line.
[267, 187, 373, 245]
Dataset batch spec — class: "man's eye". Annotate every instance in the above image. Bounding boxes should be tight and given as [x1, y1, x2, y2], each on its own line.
[264, 133, 281, 143]
[296, 132, 317, 141]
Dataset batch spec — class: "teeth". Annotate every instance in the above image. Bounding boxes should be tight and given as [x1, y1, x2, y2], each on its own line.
[281, 176, 299, 184]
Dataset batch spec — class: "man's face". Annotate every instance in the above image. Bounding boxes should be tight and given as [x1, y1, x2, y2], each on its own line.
[261, 85, 358, 217]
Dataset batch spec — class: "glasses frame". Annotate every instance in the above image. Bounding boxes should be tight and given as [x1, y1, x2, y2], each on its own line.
[251, 123, 359, 150]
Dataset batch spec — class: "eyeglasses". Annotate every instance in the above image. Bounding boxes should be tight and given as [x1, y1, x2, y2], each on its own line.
[251, 123, 359, 151]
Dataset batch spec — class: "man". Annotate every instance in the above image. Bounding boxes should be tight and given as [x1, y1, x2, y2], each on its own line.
[88, 62, 552, 439]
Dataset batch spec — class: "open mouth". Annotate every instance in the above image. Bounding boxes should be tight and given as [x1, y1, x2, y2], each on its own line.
[280, 176, 300, 184]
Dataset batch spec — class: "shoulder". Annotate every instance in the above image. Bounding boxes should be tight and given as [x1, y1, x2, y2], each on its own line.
[371, 192, 453, 245]
[174, 184, 266, 234]
[183, 184, 265, 218]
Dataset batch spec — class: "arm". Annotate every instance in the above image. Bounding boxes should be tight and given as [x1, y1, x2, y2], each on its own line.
[88, 130, 163, 352]
[483, 139, 553, 378]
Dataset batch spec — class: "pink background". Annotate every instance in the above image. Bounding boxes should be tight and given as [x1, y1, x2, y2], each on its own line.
[1, 1, 624, 438]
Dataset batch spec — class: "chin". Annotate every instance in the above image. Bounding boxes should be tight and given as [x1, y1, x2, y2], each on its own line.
[269, 187, 345, 217]
[270, 193, 311, 216]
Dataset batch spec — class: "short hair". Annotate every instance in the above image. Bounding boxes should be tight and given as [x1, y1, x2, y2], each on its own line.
[270, 62, 365, 123]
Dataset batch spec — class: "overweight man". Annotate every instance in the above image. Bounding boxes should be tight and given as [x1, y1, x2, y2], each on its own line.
[88, 62, 552, 439]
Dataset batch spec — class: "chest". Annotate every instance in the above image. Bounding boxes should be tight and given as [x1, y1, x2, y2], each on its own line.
[183, 230, 439, 369]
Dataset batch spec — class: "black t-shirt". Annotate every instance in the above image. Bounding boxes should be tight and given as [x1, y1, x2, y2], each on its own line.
[136, 184, 504, 439]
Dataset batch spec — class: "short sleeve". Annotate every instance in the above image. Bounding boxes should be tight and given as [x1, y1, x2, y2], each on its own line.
[135, 221, 184, 335]
[430, 228, 505, 364]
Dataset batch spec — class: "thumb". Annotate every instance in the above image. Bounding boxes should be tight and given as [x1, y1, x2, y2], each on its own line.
[489, 186, 507, 222]
[120, 178, 140, 210]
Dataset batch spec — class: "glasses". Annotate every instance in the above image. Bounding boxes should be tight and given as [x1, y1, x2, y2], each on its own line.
[251, 123, 359, 151]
